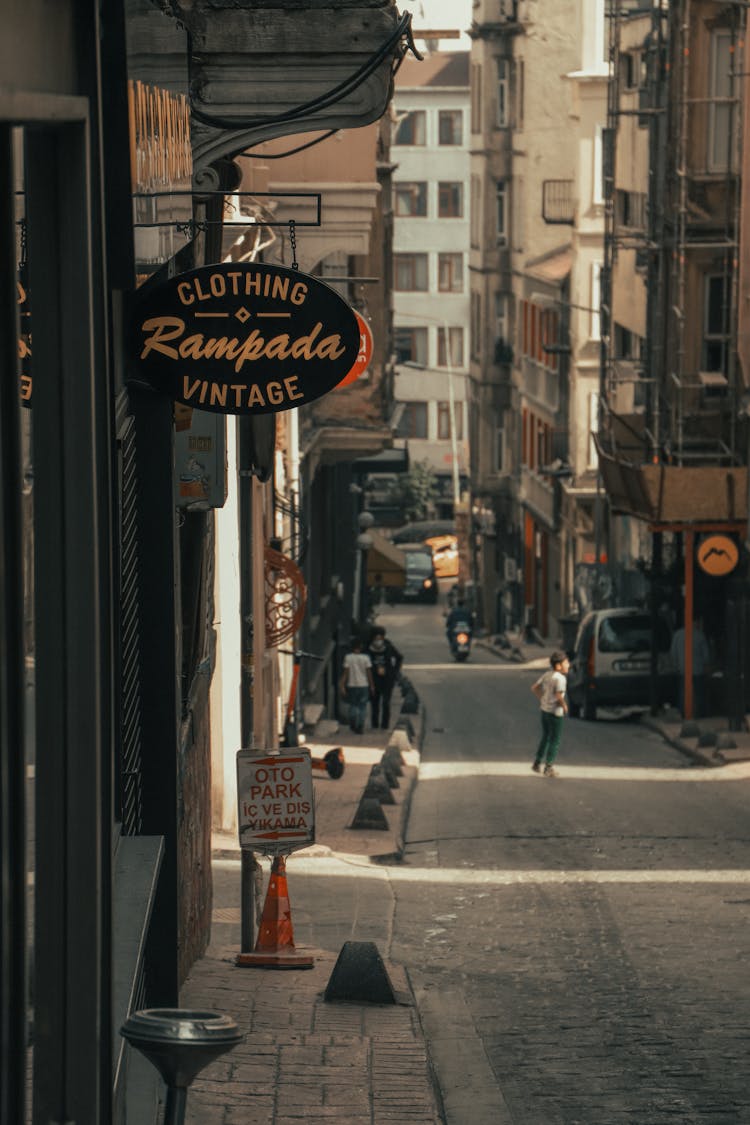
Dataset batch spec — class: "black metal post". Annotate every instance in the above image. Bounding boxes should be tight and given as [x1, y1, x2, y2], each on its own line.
[0, 123, 27, 1125]
[649, 530, 662, 715]
[164, 1087, 188, 1125]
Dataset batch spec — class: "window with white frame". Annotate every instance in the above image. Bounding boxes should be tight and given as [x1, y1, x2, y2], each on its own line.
[394, 326, 428, 366]
[396, 401, 428, 439]
[438, 253, 463, 293]
[438, 109, 463, 145]
[496, 59, 509, 126]
[393, 110, 426, 146]
[496, 181, 507, 243]
[437, 327, 465, 368]
[708, 30, 736, 172]
[394, 182, 427, 217]
[437, 401, 464, 441]
[590, 262, 601, 340]
[438, 182, 464, 218]
[394, 253, 429, 291]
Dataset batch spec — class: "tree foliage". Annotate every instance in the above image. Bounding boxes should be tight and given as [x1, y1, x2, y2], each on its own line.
[388, 460, 439, 522]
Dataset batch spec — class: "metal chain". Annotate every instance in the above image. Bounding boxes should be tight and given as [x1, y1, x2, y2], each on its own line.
[19, 217, 27, 268]
[288, 219, 299, 270]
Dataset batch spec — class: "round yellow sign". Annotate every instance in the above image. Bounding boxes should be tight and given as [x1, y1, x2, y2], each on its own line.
[696, 534, 739, 577]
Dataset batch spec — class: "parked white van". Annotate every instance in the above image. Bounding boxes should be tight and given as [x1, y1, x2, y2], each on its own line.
[566, 607, 674, 721]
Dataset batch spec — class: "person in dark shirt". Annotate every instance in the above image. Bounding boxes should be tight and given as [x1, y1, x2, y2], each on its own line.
[366, 626, 403, 730]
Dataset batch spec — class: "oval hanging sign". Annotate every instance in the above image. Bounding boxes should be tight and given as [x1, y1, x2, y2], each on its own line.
[335, 311, 374, 389]
[129, 262, 361, 415]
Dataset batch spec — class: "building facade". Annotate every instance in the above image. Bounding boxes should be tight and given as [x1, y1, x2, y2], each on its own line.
[0, 1, 407, 1121]
[468, 0, 580, 634]
[390, 50, 472, 520]
[598, 0, 749, 721]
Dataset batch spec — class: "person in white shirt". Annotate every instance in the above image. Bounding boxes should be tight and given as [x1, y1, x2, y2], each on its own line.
[669, 616, 710, 718]
[530, 650, 570, 778]
[339, 636, 374, 734]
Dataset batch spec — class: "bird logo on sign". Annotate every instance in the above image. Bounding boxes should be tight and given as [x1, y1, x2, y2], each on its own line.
[696, 534, 739, 577]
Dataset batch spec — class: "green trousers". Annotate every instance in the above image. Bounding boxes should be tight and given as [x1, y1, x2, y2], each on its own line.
[535, 710, 563, 766]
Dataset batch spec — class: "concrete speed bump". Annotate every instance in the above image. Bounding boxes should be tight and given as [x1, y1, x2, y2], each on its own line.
[324, 941, 397, 1004]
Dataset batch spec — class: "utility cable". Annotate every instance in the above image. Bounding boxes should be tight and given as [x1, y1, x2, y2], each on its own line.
[190, 12, 420, 132]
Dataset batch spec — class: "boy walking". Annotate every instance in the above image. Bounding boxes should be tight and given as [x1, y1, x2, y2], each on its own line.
[340, 636, 374, 734]
[531, 650, 570, 777]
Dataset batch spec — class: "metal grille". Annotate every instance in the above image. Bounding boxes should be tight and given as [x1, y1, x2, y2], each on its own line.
[119, 416, 144, 835]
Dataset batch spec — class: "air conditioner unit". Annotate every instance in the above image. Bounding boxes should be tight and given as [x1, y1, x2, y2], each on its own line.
[504, 557, 517, 583]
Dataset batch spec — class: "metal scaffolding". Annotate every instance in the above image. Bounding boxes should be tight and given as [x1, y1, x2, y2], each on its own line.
[602, 0, 746, 468]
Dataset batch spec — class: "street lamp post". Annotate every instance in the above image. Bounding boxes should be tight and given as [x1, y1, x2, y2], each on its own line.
[353, 510, 375, 628]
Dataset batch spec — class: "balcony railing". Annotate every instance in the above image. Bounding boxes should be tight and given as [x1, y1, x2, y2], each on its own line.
[542, 179, 575, 225]
[520, 466, 555, 528]
[522, 356, 559, 412]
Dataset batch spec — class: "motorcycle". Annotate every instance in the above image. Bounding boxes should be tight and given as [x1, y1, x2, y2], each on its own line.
[448, 621, 472, 662]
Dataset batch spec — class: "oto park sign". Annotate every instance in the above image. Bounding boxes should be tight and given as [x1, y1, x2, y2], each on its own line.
[236, 749, 315, 855]
[130, 262, 361, 414]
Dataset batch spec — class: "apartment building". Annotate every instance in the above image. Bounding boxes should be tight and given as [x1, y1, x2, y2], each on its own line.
[468, 0, 579, 633]
[598, 0, 748, 720]
[391, 50, 471, 520]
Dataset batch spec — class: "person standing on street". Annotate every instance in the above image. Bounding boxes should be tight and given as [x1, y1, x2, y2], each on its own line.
[340, 636, 374, 734]
[366, 626, 403, 730]
[670, 615, 711, 718]
[530, 650, 570, 777]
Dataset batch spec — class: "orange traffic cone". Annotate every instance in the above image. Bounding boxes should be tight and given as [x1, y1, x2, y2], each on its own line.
[235, 855, 314, 970]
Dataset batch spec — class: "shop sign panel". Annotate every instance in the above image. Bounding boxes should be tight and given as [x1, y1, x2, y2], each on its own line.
[237, 749, 315, 854]
[130, 262, 360, 415]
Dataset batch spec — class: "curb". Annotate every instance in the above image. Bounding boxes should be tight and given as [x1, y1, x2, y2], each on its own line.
[358, 699, 426, 863]
[639, 715, 723, 768]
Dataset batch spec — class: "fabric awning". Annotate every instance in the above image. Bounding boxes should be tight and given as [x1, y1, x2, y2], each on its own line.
[366, 530, 406, 588]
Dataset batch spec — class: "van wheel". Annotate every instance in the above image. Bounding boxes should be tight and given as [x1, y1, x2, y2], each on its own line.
[583, 690, 597, 722]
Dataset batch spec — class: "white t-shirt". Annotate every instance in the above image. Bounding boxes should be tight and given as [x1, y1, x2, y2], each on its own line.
[343, 651, 372, 688]
[535, 669, 567, 716]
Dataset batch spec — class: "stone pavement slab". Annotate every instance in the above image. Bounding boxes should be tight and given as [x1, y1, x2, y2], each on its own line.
[178, 697, 441, 1125]
[181, 947, 442, 1125]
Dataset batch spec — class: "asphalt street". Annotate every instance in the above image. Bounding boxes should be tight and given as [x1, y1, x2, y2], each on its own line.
[381, 598, 750, 1125]
[208, 596, 750, 1124]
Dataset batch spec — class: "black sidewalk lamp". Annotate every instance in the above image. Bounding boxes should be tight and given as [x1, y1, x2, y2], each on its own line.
[120, 1008, 244, 1125]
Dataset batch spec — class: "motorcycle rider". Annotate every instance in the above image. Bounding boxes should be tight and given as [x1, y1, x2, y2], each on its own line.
[445, 596, 474, 654]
